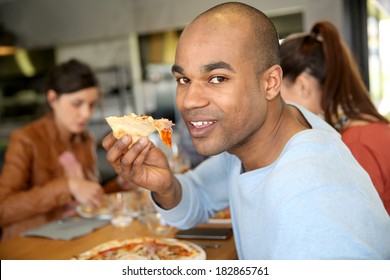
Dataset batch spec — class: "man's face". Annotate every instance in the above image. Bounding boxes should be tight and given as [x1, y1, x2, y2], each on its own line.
[172, 17, 268, 156]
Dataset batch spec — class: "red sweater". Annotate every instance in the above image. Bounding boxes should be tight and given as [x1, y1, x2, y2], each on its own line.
[342, 122, 390, 215]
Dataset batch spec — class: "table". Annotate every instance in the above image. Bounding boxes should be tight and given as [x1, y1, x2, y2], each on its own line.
[0, 219, 237, 260]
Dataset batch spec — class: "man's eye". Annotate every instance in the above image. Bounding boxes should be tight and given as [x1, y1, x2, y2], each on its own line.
[209, 76, 227, 84]
[176, 77, 190, 85]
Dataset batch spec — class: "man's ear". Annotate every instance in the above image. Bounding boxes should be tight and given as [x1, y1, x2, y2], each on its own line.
[263, 65, 282, 100]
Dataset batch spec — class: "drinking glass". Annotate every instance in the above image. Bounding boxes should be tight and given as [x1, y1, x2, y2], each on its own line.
[109, 191, 134, 228]
[142, 191, 172, 236]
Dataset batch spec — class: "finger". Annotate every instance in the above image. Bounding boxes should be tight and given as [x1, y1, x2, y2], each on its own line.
[113, 165, 122, 175]
[105, 135, 132, 165]
[90, 197, 102, 208]
[90, 188, 104, 207]
[102, 133, 117, 151]
[121, 136, 149, 168]
[132, 139, 152, 169]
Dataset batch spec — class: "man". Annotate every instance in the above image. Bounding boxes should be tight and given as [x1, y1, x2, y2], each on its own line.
[103, 2, 390, 259]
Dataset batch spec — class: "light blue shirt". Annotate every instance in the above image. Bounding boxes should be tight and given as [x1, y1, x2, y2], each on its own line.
[157, 105, 390, 259]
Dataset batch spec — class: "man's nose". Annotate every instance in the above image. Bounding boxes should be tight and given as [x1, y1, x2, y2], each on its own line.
[181, 81, 209, 109]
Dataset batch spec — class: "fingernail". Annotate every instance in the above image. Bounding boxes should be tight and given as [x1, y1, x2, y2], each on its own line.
[139, 136, 148, 145]
[120, 136, 130, 144]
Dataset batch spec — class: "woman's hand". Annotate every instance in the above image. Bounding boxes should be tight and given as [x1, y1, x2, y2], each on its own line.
[59, 151, 104, 207]
[58, 151, 84, 179]
[68, 178, 104, 207]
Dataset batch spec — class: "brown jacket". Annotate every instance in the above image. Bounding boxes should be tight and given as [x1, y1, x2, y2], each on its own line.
[0, 113, 99, 241]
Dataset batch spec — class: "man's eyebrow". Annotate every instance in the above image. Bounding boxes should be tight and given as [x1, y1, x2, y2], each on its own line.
[171, 64, 184, 74]
[171, 61, 236, 75]
[202, 61, 236, 73]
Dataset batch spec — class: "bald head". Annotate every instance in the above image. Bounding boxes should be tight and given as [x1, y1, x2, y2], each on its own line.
[187, 2, 280, 73]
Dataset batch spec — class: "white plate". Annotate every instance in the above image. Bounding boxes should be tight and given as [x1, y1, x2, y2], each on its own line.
[76, 205, 112, 220]
[208, 218, 232, 224]
[208, 208, 231, 224]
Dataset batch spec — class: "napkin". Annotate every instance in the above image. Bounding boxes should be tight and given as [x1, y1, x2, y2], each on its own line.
[23, 217, 109, 240]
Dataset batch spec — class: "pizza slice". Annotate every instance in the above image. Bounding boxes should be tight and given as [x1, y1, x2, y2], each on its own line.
[106, 113, 174, 148]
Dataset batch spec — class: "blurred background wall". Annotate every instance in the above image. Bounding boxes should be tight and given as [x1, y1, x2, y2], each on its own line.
[0, 0, 345, 48]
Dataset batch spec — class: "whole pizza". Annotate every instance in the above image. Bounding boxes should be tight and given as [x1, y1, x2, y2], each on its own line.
[72, 237, 206, 260]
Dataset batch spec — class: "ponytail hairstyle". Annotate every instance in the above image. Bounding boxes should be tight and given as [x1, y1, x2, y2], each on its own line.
[280, 21, 388, 130]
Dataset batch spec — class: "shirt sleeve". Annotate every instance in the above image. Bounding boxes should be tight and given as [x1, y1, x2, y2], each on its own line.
[156, 153, 231, 228]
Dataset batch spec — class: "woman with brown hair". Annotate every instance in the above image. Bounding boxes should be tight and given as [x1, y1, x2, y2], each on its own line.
[0, 59, 106, 241]
[280, 21, 390, 215]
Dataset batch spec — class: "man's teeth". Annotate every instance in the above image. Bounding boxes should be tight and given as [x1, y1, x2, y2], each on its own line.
[191, 121, 214, 127]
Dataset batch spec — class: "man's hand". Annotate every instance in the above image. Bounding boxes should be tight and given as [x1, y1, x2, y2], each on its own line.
[102, 133, 182, 209]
